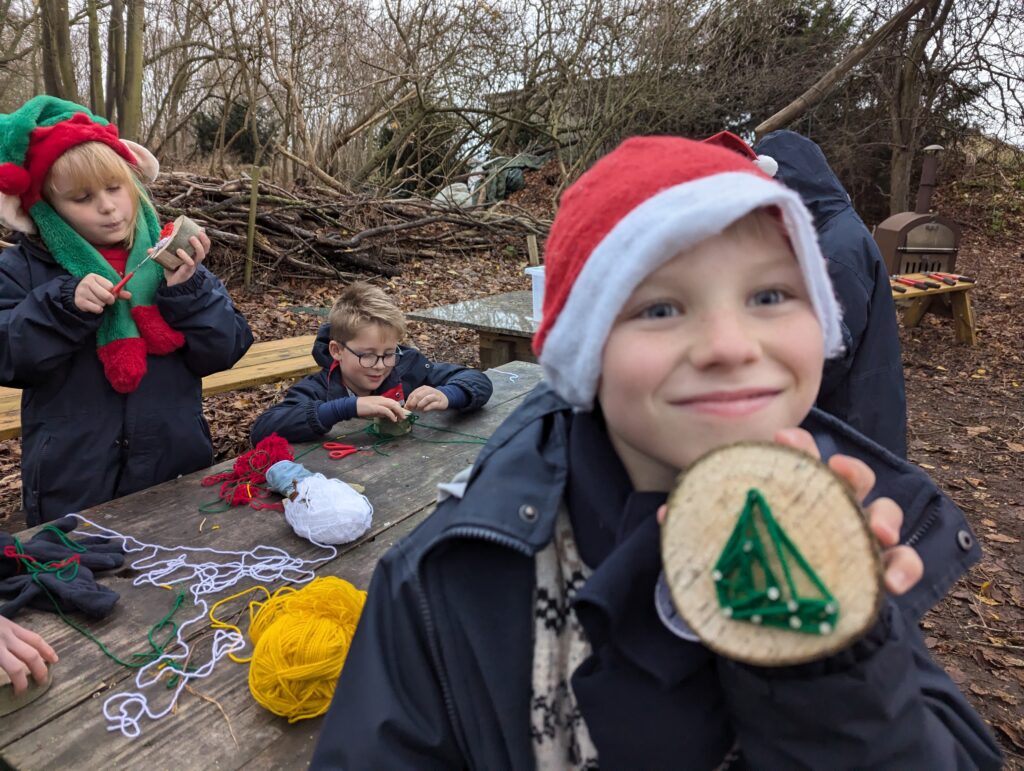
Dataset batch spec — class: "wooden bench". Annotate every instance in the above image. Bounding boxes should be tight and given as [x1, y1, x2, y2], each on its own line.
[407, 290, 538, 369]
[891, 273, 977, 345]
[0, 335, 320, 441]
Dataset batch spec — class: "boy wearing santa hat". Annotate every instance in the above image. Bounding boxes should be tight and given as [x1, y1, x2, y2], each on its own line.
[311, 136, 999, 769]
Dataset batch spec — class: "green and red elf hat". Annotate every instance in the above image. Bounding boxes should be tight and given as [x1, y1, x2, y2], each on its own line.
[0, 95, 184, 394]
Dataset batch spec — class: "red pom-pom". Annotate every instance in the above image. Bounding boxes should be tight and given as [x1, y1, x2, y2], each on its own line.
[0, 163, 30, 196]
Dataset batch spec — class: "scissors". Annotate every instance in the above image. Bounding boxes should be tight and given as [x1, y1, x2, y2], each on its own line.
[323, 441, 371, 459]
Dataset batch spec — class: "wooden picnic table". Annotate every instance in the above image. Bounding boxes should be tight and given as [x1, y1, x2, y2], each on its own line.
[407, 290, 537, 369]
[0, 360, 541, 769]
[0, 335, 321, 441]
[891, 272, 977, 345]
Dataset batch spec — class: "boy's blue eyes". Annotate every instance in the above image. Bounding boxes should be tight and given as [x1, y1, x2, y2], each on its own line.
[750, 288, 788, 306]
[639, 302, 679, 319]
[637, 290, 789, 319]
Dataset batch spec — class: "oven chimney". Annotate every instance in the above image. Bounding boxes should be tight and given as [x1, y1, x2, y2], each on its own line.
[915, 144, 944, 214]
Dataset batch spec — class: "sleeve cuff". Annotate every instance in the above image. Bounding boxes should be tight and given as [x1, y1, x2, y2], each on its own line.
[59, 276, 104, 324]
[157, 266, 210, 298]
[315, 397, 358, 430]
[438, 384, 470, 410]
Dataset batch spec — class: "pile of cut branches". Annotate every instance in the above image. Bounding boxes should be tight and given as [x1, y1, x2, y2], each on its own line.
[148, 172, 550, 281]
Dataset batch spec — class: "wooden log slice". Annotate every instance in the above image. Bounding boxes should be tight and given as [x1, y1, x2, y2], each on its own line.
[151, 215, 203, 270]
[372, 413, 413, 437]
[661, 442, 882, 666]
[0, 663, 53, 718]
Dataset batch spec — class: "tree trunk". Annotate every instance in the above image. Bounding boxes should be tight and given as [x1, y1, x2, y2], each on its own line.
[86, 0, 105, 114]
[120, 0, 145, 140]
[39, 0, 78, 101]
[887, 0, 951, 214]
[106, 0, 126, 121]
[889, 146, 914, 216]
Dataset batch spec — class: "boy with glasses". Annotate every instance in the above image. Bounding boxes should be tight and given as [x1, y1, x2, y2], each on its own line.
[250, 281, 492, 444]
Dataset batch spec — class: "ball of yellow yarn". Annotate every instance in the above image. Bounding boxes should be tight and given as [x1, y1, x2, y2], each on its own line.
[247, 576, 366, 722]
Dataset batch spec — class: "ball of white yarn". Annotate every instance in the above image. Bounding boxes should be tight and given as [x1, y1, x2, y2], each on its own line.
[283, 474, 373, 545]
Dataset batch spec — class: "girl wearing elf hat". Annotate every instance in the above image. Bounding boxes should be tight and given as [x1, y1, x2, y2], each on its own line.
[0, 96, 253, 525]
[310, 135, 999, 769]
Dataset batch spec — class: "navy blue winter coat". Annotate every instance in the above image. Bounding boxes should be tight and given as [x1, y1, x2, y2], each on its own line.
[0, 234, 253, 525]
[250, 324, 493, 445]
[755, 131, 908, 458]
[312, 385, 999, 769]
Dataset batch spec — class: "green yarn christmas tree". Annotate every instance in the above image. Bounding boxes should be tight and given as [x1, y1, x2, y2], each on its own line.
[712, 488, 839, 636]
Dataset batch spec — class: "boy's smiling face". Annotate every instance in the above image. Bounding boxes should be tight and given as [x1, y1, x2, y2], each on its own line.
[598, 212, 824, 490]
[329, 322, 400, 397]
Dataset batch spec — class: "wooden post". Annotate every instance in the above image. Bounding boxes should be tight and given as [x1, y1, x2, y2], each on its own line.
[244, 165, 260, 290]
[526, 234, 540, 266]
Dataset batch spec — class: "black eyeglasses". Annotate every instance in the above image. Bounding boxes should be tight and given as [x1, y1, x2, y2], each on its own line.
[342, 342, 401, 368]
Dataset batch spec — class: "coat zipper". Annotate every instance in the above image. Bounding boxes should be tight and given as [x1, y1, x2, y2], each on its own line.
[415, 525, 534, 762]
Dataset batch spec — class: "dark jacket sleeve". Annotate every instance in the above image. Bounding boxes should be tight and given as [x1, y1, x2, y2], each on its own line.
[720, 603, 1002, 770]
[311, 552, 465, 769]
[249, 369, 333, 445]
[0, 249, 102, 387]
[818, 227, 874, 397]
[155, 265, 253, 377]
[414, 353, 493, 411]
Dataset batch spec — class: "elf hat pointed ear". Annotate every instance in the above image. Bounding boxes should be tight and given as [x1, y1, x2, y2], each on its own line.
[122, 140, 159, 183]
[0, 191, 37, 234]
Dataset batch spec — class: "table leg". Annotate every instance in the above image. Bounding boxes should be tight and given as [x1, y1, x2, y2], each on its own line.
[950, 290, 977, 346]
[900, 296, 932, 328]
[479, 332, 537, 369]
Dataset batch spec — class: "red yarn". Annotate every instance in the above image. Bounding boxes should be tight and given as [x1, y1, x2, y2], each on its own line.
[201, 433, 293, 510]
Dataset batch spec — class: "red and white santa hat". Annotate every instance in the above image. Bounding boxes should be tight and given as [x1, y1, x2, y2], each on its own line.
[532, 135, 843, 409]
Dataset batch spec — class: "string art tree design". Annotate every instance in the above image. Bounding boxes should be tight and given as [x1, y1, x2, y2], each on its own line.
[712, 488, 838, 635]
[661, 442, 883, 667]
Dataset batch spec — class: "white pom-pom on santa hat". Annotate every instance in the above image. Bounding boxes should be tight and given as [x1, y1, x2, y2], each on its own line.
[531, 135, 842, 410]
[754, 153, 778, 178]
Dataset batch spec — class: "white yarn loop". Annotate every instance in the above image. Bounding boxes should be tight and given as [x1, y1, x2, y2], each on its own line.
[489, 368, 520, 383]
[70, 513, 336, 738]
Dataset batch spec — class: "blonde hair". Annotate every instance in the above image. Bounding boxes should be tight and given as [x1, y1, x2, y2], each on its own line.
[724, 206, 789, 243]
[329, 281, 407, 343]
[43, 142, 143, 246]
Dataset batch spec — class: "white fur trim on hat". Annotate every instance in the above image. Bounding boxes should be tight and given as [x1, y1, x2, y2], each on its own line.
[538, 171, 843, 409]
[0, 192, 36, 234]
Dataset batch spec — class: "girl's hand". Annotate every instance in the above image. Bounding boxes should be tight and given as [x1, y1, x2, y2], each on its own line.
[656, 428, 924, 596]
[74, 273, 130, 313]
[405, 386, 449, 413]
[0, 616, 57, 695]
[164, 230, 210, 287]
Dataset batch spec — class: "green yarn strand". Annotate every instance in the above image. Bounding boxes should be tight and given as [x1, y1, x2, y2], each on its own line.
[713, 488, 839, 636]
